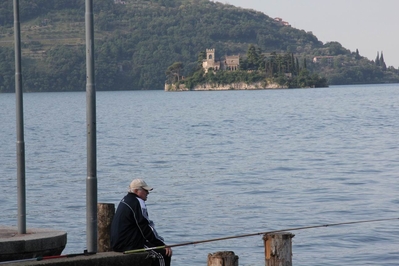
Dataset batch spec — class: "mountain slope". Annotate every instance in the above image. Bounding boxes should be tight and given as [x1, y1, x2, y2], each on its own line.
[0, 0, 397, 92]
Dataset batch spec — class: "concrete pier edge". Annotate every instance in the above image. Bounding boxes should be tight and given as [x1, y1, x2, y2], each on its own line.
[0, 225, 67, 262]
[2, 251, 152, 266]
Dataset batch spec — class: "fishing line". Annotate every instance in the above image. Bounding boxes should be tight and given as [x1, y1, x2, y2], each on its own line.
[124, 217, 399, 254]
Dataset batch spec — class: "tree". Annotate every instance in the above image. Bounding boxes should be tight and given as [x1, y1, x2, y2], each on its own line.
[246, 44, 260, 70]
[375, 52, 380, 66]
[166, 62, 184, 83]
[295, 57, 300, 74]
[197, 50, 206, 65]
[0, 47, 14, 92]
[380, 51, 387, 71]
[355, 49, 360, 59]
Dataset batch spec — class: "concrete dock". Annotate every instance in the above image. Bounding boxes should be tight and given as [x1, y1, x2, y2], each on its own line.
[0, 251, 152, 266]
[0, 226, 66, 263]
[0, 226, 152, 265]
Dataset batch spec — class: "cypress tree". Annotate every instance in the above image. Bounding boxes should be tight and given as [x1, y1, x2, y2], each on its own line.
[355, 49, 360, 59]
[291, 53, 295, 73]
[375, 51, 380, 66]
[198, 50, 206, 64]
[296, 57, 300, 74]
[246, 44, 259, 70]
[380, 51, 387, 71]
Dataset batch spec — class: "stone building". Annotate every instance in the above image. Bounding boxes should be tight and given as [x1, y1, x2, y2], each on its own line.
[202, 49, 240, 73]
[202, 49, 221, 72]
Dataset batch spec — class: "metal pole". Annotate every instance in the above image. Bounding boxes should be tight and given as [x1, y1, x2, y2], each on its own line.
[85, 0, 97, 252]
[13, 0, 26, 235]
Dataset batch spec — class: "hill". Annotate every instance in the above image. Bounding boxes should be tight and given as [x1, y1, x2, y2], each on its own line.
[0, 0, 398, 92]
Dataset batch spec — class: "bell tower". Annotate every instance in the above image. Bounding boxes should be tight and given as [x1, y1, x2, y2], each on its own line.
[203, 48, 220, 73]
[206, 49, 215, 63]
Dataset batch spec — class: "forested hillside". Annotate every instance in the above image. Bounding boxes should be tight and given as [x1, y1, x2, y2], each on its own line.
[0, 0, 398, 92]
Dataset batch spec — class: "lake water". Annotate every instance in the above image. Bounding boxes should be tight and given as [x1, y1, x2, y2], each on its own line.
[1, 84, 398, 265]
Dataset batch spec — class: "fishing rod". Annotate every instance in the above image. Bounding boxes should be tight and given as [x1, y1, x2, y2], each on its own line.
[124, 217, 399, 254]
[0, 250, 95, 265]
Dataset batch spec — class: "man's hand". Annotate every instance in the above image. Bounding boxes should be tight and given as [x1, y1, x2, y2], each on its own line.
[165, 247, 173, 257]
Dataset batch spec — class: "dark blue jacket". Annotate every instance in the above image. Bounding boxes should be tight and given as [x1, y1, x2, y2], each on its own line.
[111, 193, 165, 252]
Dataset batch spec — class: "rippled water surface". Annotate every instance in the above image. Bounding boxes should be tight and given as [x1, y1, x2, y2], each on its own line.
[1, 84, 398, 265]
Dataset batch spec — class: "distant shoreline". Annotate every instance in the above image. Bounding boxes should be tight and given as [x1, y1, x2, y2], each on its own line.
[165, 82, 291, 91]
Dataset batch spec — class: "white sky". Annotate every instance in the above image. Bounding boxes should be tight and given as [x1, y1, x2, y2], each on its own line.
[222, 0, 399, 68]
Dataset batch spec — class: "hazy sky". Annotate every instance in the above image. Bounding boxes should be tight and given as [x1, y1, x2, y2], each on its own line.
[222, 0, 399, 68]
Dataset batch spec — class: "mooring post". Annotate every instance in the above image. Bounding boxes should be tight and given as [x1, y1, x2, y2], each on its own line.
[97, 203, 115, 252]
[263, 232, 294, 266]
[207, 251, 239, 266]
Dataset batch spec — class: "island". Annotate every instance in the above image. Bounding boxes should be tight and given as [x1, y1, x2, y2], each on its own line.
[165, 45, 328, 91]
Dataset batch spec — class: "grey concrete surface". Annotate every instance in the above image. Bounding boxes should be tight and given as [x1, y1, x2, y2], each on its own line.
[0, 226, 67, 262]
[0, 251, 152, 266]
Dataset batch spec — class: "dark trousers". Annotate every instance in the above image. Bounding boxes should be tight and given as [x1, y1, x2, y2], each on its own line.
[147, 247, 171, 266]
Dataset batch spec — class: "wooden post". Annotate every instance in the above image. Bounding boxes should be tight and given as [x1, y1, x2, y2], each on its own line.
[207, 251, 239, 266]
[97, 203, 115, 252]
[263, 232, 294, 266]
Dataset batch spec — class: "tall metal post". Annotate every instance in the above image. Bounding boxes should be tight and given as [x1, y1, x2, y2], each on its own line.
[85, 0, 97, 252]
[13, 0, 26, 235]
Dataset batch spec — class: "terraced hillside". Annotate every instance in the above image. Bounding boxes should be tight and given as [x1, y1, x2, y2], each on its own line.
[0, 0, 397, 92]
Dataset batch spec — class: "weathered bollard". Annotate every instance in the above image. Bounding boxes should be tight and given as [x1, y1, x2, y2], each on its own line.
[207, 251, 239, 266]
[97, 203, 115, 252]
[263, 232, 294, 266]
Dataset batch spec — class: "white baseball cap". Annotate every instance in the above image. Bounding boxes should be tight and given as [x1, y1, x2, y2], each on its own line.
[129, 179, 153, 192]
